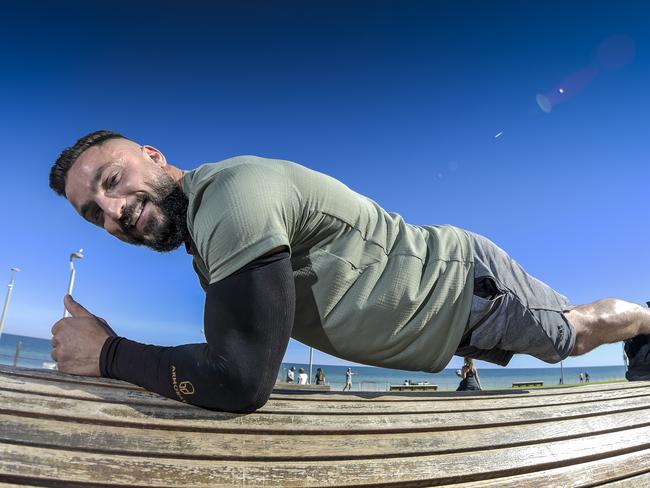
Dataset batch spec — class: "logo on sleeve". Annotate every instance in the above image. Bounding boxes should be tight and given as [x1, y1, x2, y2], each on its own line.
[171, 365, 195, 403]
[179, 381, 195, 395]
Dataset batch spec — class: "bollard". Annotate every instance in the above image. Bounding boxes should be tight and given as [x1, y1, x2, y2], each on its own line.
[13, 340, 21, 367]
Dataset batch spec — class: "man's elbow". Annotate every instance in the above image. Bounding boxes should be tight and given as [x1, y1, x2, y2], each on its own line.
[227, 377, 274, 412]
[230, 391, 271, 413]
[212, 390, 270, 413]
[194, 381, 272, 413]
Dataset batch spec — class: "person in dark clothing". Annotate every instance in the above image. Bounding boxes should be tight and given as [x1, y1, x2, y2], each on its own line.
[457, 357, 482, 391]
[315, 367, 325, 385]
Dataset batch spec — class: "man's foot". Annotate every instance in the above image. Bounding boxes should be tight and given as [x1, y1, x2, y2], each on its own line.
[625, 302, 650, 381]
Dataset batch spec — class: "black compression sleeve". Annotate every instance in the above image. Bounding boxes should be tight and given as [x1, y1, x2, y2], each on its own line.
[99, 251, 294, 412]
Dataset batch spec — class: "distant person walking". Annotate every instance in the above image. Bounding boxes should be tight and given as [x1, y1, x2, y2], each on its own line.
[585, 372, 590, 383]
[315, 367, 325, 385]
[579, 372, 584, 383]
[457, 358, 482, 391]
[286, 366, 295, 383]
[298, 368, 309, 385]
[343, 367, 355, 391]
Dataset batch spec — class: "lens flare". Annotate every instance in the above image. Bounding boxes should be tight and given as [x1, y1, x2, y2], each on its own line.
[536, 94, 552, 113]
[597, 34, 636, 70]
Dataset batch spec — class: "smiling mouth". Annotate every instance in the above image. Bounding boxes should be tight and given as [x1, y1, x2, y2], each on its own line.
[130, 200, 146, 230]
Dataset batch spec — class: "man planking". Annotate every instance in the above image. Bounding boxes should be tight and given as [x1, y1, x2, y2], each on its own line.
[49, 131, 650, 412]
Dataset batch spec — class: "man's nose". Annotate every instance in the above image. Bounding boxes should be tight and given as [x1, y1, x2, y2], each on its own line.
[98, 195, 125, 225]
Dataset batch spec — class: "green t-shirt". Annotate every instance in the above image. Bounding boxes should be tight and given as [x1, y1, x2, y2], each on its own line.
[182, 156, 474, 373]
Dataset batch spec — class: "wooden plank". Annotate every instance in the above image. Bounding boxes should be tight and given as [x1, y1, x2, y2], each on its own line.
[435, 447, 650, 487]
[0, 373, 183, 409]
[268, 380, 644, 402]
[0, 365, 140, 390]
[264, 387, 650, 412]
[598, 470, 650, 487]
[2, 424, 650, 486]
[512, 381, 543, 388]
[2, 387, 650, 433]
[2, 371, 649, 414]
[389, 385, 438, 392]
[2, 406, 650, 460]
[0, 483, 42, 488]
[274, 383, 330, 391]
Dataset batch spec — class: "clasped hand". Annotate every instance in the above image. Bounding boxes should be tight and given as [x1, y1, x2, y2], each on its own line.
[51, 295, 117, 376]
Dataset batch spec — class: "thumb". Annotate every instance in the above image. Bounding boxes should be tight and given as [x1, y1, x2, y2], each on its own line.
[64, 295, 92, 317]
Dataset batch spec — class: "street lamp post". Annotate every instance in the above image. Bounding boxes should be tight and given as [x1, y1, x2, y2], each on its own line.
[308, 347, 314, 385]
[63, 249, 84, 318]
[0, 267, 20, 341]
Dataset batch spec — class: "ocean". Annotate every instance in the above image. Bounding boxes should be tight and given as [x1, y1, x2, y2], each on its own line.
[0, 333, 627, 390]
[0, 333, 57, 369]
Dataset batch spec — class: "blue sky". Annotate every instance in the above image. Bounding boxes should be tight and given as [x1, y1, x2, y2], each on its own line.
[0, 1, 648, 369]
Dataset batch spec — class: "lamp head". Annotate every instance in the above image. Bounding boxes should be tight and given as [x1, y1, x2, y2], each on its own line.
[10, 267, 20, 273]
[70, 248, 84, 260]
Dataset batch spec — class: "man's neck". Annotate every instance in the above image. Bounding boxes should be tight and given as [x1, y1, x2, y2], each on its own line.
[163, 164, 185, 187]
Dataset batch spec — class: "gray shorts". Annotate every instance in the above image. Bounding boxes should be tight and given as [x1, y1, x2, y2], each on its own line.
[455, 231, 576, 366]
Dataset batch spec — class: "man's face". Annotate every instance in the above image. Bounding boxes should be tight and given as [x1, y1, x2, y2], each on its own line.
[65, 138, 188, 252]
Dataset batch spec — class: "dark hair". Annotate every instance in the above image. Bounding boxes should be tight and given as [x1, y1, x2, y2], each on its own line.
[49, 130, 127, 197]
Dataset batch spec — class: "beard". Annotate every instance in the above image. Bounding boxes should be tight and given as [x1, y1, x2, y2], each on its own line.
[120, 172, 189, 252]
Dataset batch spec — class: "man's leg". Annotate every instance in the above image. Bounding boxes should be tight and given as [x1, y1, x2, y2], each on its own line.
[459, 230, 650, 376]
[566, 299, 650, 356]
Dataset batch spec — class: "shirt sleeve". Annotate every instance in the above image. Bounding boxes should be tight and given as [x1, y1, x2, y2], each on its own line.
[188, 162, 297, 285]
[99, 251, 295, 412]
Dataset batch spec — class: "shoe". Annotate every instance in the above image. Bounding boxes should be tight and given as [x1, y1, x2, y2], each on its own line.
[625, 302, 650, 381]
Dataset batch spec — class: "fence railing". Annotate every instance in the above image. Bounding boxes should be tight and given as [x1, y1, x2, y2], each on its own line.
[0, 341, 57, 369]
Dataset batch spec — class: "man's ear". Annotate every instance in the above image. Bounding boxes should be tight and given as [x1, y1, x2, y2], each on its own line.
[142, 145, 168, 167]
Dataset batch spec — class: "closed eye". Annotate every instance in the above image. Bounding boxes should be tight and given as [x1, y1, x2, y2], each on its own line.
[107, 172, 120, 190]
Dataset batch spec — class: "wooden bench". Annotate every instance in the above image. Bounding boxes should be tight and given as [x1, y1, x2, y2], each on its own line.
[274, 382, 331, 391]
[512, 380, 544, 388]
[389, 383, 438, 392]
[1, 364, 649, 486]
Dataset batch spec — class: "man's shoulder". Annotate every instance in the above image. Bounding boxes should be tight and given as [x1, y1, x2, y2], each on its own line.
[185, 155, 293, 187]
[184, 155, 298, 213]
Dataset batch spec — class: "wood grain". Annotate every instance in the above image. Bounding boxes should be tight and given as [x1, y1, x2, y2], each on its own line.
[2, 425, 650, 486]
[3, 388, 650, 433]
[2, 365, 650, 486]
[2, 407, 650, 460]
[435, 447, 650, 487]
